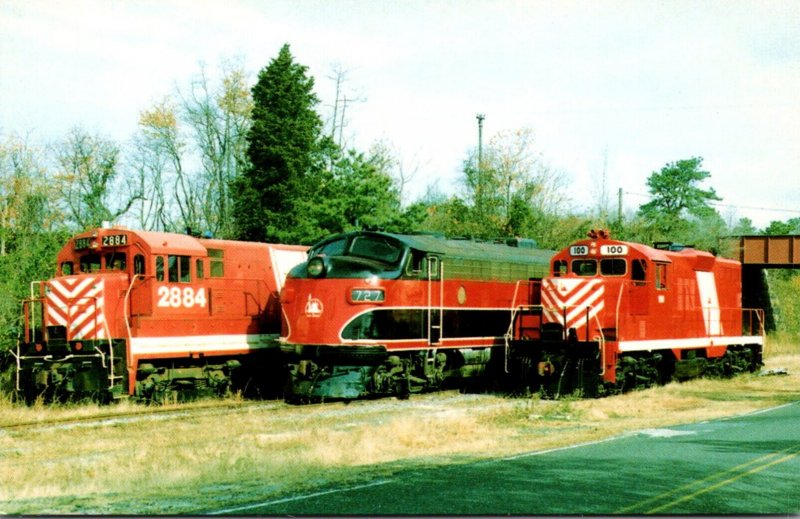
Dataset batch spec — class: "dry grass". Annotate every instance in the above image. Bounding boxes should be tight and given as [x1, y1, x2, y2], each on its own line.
[2, 342, 799, 514]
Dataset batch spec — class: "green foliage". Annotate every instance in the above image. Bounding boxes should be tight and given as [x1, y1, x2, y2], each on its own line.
[231, 44, 324, 243]
[764, 217, 800, 235]
[291, 146, 406, 243]
[632, 157, 727, 247]
[766, 271, 800, 342]
[0, 134, 70, 349]
[0, 230, 70, 348]
[638, 157, 721, 220]
[418, 127, 573, 248]
[638, 157, 721, 240]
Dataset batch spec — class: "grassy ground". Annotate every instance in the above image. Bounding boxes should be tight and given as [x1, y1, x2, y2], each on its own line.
[1, 341, 799, 514]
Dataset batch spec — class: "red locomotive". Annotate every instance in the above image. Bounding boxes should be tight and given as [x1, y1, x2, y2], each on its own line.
[279, 231, 553, 401]
[509, 229, 765, 396]
[12, 226, 307, 403]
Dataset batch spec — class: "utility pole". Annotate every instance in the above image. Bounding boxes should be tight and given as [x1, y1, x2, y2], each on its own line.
[476, 113, 485, 171]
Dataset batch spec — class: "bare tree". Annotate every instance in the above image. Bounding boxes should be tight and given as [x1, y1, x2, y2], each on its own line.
[53, 127, 139, 230]
[324, 64, 365, 152]
[178, 58, 252, 237]
[461, 127, 571, 239]
[367, 139, 422, 207]
[131, 99, 176, 231]
[129, 60, 253, 235]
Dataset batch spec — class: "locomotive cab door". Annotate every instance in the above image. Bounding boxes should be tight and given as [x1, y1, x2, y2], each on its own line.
[426, 255, 443, 345]
[629, 258, 649, 316]
[128, 253, 153, 321]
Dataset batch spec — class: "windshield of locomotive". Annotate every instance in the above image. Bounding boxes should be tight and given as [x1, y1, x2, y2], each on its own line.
[347, 235, 404, 265]
[74, 252, 127, 273]
[310, 235, 404, 266]
[571, 258, 627, 277]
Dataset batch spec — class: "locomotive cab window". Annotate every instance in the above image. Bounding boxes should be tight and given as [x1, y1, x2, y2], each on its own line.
[348, 235, 403, 265]
[655, 262, 667, 290]
[60, 262, 73, 276]
[312, 238, 346, 258]
[209, 249, 224, 277]
[156, 257, 165, 282]
[105, 252, 126, 271]
[553, 260, 567, 277]
[631, 259, 646, 284]
[427, 256, 441, 279]
[600, 258, 626, 276]
[405, 249, 426, 277]
[168, 255, 191, 283]
[80, 254, 101, 273]
[134, 254, 146, 276]
[572, 259, 597, 276]
[196, 259, 204, 280]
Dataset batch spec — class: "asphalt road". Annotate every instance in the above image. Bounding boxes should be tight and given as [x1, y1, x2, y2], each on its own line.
[209, 401, 800, 515]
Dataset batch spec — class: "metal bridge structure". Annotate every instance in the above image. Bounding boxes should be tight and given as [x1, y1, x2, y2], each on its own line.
[731, 235, 800, 332]
[737, 235, 800, 267]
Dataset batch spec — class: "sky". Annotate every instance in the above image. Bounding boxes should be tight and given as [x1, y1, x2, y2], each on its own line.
[2, 0, 800, 229]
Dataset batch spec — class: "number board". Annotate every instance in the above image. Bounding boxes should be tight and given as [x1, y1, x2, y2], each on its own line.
[569, 245, 589, 256]
[102, 234, 128, 247]
[74, 237, 92, 250]
[350, 288, 385, 303]
[600, 244, 629, 256]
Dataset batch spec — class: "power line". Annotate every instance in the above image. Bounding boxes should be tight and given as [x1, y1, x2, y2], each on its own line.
[623, 191, 800, 215]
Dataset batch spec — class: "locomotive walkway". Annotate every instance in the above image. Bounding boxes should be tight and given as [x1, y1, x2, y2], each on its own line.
[210, 401, 800, 515]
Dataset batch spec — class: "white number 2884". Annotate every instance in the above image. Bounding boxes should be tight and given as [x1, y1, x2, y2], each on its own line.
[157, 286, 207, 308]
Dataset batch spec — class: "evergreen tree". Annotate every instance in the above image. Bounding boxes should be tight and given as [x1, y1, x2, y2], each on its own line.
[231, 44, 323, 243]
[637, 157, 722, 240]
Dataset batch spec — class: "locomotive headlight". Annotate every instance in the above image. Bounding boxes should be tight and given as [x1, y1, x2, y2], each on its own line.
[307, 257, 326, 278]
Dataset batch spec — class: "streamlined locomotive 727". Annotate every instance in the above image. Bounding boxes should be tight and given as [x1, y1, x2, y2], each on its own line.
[279, 231, 554, 401]
[12, 226, 307, 403]
[508, 230, 765, 396]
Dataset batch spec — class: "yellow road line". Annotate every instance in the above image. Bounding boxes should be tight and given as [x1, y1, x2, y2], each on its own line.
[616, 444, 800, 514]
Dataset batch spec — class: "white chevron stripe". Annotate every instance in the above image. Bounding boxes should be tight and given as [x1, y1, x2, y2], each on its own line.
[50, 277, 99, 300]
[44, 277, 106, 341]
[565, 300, 604, 330]
[46, 307, 68, 326]
[73, 314, 105, 340]
[563, 289, 604, 326]
[69, 302, 104, 336]
[541, 278, 604, 330]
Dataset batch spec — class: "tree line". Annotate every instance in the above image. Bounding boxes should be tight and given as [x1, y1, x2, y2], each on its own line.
[1, 43, 798, 347]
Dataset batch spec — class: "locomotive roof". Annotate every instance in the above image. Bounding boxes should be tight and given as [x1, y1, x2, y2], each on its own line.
[322, 231, 554, 264]
[126, 230, 207, 255]
[69, 228, 208, 255]
[567, 235, 732, 270]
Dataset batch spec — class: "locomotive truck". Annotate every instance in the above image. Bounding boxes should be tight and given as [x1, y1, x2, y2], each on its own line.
[11, 225, 307, 403]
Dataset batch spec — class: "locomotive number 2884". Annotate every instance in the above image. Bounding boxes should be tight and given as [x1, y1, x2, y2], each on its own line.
[157, 286, 207, 308]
